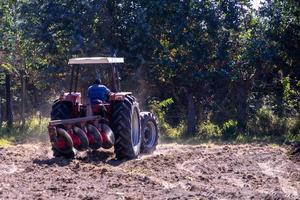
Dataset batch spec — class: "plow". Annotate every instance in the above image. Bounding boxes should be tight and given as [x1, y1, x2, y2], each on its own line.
[48, 57, 158, 159]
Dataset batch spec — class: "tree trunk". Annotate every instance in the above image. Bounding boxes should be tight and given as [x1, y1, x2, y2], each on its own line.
[236, 80, 250, 129]
[0, 97, 2, 127]
[21, 73, 26, 127]
[187, 92, 196, 136]
[5, 73, 13, 129]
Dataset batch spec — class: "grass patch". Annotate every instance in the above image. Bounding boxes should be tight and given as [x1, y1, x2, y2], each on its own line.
[0, 116, 49, 143]
[0, 138, 12, 147]
[166, 132, 295, 146]
[166, 111, 300, 145]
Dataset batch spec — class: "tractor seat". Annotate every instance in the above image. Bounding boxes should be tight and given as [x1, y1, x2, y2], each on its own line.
[91, 99, 103, 105]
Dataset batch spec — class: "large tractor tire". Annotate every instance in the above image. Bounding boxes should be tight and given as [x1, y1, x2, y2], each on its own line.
[112, 95, 142, 159]
[51, 101, 75, 158]
[140, 112, 159, 153]
[51, 101, 72, 120]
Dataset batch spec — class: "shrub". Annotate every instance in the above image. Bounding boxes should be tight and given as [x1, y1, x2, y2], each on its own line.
[291, 117, 300, 136]
[222, 120, 239, 140]
[25, 116, 49, 135]
[247, 107, 285, 137]
[285, 117, 300, 142]
[197, 120, 221, 139]
[149, 98, 174, 130]
[149, 98, 184, 139]
[0, 116, 49, 142]
[165, 122, 186, 139]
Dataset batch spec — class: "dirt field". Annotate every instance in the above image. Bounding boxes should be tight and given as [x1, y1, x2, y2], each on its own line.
[0, 142, 299, 200]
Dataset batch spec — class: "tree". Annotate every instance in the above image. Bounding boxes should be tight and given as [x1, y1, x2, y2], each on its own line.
[16, 0, 299, 138]
[116, 0, 253, 134]
[0, 1, 15, 129]
[241, 0, 300, 118]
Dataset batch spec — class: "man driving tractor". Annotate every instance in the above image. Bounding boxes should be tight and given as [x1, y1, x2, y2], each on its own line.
[87, 79, 111, 116]
[87, 79, 111, 103]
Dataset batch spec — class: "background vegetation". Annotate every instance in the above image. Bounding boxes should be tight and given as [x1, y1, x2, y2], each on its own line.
[0, 0, 299, 143]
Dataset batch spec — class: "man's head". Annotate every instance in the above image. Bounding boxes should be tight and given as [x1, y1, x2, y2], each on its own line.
[93, 79, 101, 85]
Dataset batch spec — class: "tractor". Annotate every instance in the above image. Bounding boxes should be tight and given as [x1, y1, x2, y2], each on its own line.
[48, 57, 159, 159]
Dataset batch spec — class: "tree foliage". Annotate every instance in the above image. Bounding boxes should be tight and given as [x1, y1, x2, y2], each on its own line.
[0, 0, 299, 137]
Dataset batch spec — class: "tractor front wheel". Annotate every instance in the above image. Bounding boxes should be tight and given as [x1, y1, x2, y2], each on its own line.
[140, 112, 159, 153]
[112, 96, 141, 159]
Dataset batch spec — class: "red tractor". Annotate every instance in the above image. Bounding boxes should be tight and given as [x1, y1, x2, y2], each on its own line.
[48, 57, 159, 159]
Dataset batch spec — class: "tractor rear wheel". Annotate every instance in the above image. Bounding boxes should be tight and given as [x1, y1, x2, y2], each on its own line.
[51, 101, 75, 158]
[51, 101, 72, 120]
[112, 96, 141, 159]
[140, 112, 159, 153]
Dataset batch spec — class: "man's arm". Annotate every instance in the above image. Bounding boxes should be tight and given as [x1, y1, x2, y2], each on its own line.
[87, 85, 93, 98]
[104, 86, 111, 101]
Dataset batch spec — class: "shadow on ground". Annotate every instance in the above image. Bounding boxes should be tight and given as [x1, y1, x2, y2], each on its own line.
[33, 149, 125, 167]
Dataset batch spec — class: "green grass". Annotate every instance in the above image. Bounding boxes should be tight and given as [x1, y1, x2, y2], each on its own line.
[160, 114, 300, 145]
[160, 127, 299, 145]
[0, 116, 50, 144]
[0, 138, 12, 147]
[0, 114, 298, 147]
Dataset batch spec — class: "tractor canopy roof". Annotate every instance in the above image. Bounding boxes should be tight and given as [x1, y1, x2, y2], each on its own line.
[68, 57, 124, 65]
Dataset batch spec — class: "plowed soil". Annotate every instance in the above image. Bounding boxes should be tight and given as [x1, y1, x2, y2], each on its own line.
[0, 143, 299, 200]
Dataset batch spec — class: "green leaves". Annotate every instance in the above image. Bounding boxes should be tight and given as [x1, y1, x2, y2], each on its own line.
[0, 0, 298, 135]
[0, 63, 18, 74]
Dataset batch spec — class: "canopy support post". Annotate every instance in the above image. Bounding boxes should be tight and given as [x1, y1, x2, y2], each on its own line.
[69, 65, 75, 93]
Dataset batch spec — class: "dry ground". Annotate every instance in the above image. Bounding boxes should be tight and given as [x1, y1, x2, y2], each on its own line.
[0, 142, 299, 200]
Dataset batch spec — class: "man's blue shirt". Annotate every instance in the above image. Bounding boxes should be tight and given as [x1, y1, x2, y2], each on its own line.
[88, 84, 110, 103]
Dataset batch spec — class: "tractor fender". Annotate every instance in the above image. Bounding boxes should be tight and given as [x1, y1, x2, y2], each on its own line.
[109, 92, 132, 101]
